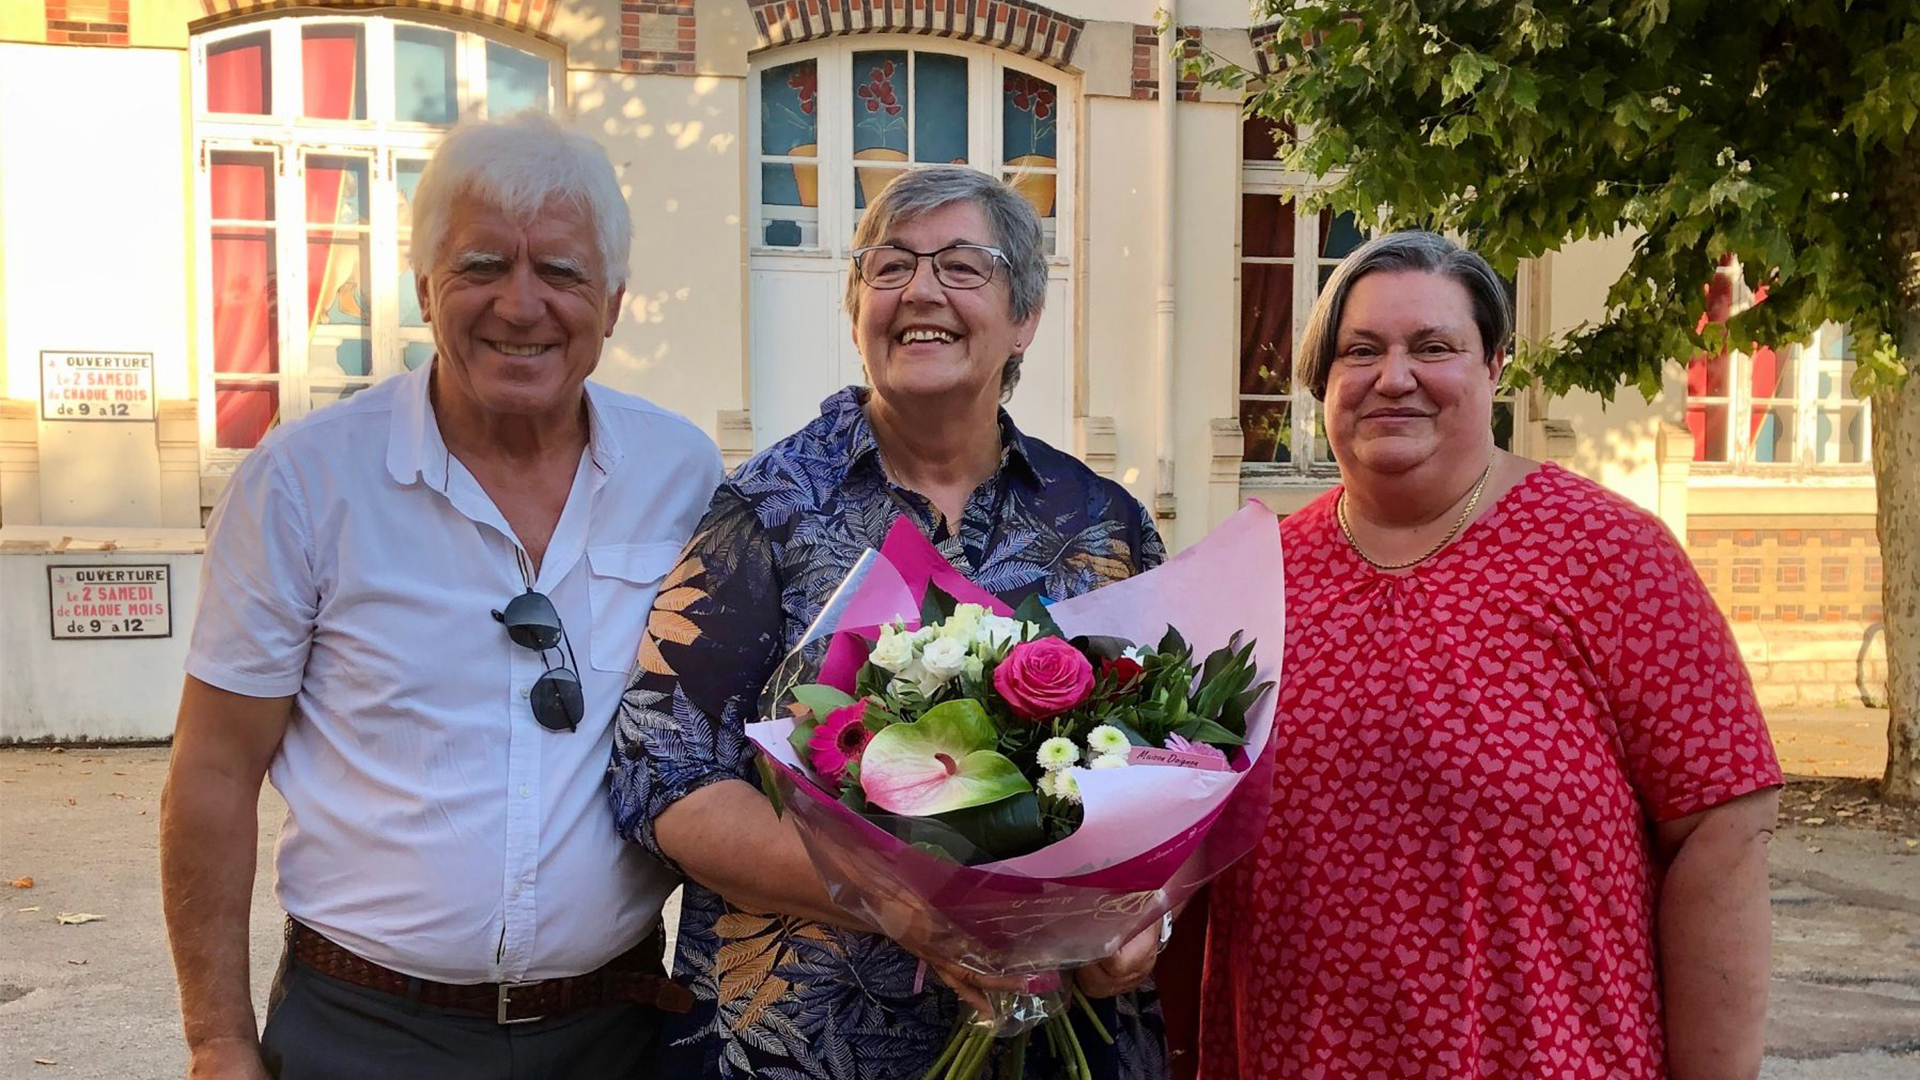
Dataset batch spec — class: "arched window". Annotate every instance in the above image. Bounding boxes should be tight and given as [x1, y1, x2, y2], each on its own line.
[192, 13, 559, 461]
[747, 38, 1075, 449]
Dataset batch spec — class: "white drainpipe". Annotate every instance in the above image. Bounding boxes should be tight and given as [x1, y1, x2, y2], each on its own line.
[1153, 1, 1179, 521]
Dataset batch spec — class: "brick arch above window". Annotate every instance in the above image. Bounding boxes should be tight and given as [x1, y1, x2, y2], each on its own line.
[190, 0, 561, 43]
[747, 0, 1085, 71]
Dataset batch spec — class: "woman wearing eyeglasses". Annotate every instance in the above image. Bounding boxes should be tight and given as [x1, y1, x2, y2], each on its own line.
[606, 166, 1171, 1079]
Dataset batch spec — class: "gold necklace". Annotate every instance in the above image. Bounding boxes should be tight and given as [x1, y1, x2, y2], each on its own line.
[1337, 458, 1494, 572]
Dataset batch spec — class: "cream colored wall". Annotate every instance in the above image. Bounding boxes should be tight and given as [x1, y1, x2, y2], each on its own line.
[0, 2, 45, 43]
[1169, 99, 1243, 549]
[131, 0, 200, 49]
[572, 69, 747, 437]
[1539, 233, 1682, 516]
[0, 43, 192, 526]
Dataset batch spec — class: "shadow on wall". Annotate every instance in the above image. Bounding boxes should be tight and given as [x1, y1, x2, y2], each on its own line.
[568, 74, 743, 384]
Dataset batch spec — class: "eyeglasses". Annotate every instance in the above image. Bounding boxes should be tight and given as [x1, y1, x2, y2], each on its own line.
[492, 589, 584, 732]
[851, 243, 1008, 291]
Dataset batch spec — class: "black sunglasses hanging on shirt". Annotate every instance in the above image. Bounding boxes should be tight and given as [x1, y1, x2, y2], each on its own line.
[492, 589, 584, 732]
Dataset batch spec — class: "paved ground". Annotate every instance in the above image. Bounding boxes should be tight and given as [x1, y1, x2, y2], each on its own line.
[1, 707, 1916, 1078]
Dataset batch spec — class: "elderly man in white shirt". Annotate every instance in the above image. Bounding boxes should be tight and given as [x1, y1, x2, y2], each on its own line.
[159, 112, 722, 1080]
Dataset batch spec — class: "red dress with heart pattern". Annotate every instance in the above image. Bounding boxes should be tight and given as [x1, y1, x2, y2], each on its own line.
[1199, 462, 1781, 1079]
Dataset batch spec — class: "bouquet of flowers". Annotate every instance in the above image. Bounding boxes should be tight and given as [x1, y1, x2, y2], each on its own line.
[749, 505, 1284, 1080]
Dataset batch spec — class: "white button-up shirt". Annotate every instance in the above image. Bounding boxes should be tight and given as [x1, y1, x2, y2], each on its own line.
[186, 361, 722, 983]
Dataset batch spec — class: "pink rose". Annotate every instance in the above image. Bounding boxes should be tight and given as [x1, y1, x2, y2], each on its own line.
[993, 638, 1094, 720]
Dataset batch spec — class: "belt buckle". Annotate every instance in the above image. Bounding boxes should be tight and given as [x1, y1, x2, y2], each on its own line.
[496, 982, 545, 1025]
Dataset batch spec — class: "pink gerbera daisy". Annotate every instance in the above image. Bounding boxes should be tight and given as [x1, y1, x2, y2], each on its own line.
[808, 700, 874, 788]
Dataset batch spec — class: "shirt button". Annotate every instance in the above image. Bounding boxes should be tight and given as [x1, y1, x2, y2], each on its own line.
[510, 884, 522, 898]
[519, 784, 531, 799]
[519, 688, 531, 701]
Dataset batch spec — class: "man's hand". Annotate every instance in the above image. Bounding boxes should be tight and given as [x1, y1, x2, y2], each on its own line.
[1074, 920, 1162, 999]
[185, 1035, 271, 1080]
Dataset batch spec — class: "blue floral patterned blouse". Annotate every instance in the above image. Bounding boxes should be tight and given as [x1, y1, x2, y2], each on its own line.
[609, 386, 1169, 1080]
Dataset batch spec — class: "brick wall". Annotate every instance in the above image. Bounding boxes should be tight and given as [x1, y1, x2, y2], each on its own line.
[624, 0, 697, 74]
[746, 0, 1084, 70]
[1688, 518, 1883, 625]
[1129, 24, 1201, 101]
[1689, 515, 1888, 707]
[47, 0, 128, 45]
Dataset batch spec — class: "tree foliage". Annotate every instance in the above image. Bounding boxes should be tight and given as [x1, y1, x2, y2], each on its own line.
[1192, 0, 1920, 400]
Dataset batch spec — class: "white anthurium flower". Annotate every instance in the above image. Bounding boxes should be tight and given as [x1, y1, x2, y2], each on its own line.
[976, 614, 1024, 651]
[1086, 725, 1130, 758]
[1036, 737, 1080, 771]
[869, 627, 917, 673]
[919, 636, 968, 683]
[1090, 753, 1130, 770]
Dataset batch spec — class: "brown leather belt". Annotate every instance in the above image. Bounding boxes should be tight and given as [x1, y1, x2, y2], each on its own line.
[286, 919, 695, 1024]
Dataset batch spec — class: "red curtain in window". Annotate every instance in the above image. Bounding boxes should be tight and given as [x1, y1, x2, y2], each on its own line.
[1685, 256, 1781, 460]
[1239, 195, 1295, 395]
[210, 160, 278, 449]
[206, 38, 268, 114]
[303, 33, 361, 336]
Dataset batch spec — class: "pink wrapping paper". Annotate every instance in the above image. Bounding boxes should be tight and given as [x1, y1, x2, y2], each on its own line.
[749, 503, 1284, 975]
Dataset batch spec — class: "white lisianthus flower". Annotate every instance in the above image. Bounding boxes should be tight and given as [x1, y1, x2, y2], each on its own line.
[869, 627, 917, 673]
[1090, 753, 1129, 770]
[1036, 737, 1080, 771]
[962, 656, 985, 683]
[975, 614, 1024, 651]
[939, 603, 988, 646]
[1086, 725, 1130, 758]
[909, 625, 939, 648]
[919, 636, 968, 683]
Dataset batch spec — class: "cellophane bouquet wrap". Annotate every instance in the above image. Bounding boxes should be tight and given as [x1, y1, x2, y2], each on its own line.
[748, 505, 1284, 1079]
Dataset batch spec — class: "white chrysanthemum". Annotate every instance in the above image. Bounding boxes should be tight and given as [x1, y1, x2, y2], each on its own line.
[1051, 770, 1082, 803]
[1037, 771, 1059, 798]
[976, 614, 1024, 651]
[869, 626, 917, 673]
[1086, 725, 1130, 758]
[919, 636, 968, 683]
[1036, 737, 1080, 771]
[1090, 753, 1130, 770]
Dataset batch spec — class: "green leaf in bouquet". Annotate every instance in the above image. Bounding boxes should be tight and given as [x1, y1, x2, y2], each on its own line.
[1156, 625, 1188, 660]
[791, 683, 857, 718]
[920, 582, 960, 627]
[1071, 635, 1135, 662]
[756, 755, 788, 818]
[859, 699, 1029, 815]
[861, 697, 899, 732]
[787, 717, 822, 765]
[930, 791, 1047, 861]
[1176, 716, 1248, 748]
[1012, 593, 1065, 640]
[1220, 679, 1274, 739]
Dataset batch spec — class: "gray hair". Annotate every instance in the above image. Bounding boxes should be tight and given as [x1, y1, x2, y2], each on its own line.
[1298, 230, 1513, 400]
[845, 166, 1048, 400]
[410, 111, 633, 290]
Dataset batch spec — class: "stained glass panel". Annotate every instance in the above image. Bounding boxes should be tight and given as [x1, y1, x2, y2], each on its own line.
[1686, 402, 1730, 461]
[852, 51, 909, 155]
[762, 59, 819, 157]
[1002, 70, 1058, 161]
[914, 54, 968, 163]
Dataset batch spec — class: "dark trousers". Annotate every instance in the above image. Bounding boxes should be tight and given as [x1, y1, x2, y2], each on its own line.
[260, 951, 662, 1080]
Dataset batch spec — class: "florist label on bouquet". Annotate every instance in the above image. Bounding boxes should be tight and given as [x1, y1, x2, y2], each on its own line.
[1127, 746, 1233, 772]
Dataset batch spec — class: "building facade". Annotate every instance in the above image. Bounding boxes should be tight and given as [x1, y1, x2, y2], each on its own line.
[0, 0, 1884, 738]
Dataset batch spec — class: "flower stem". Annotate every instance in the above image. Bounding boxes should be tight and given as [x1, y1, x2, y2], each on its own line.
[1071, 984, 1115, 1045]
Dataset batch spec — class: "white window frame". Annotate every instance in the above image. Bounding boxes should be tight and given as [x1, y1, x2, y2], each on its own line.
[190, 13, 563, 474]
[1687, 320, 1874, 479]
[1237, 156, 1528, 479]
[746, 36, 1077, 263]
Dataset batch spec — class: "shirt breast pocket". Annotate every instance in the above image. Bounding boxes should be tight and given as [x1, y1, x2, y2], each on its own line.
[586, 542, 685, 673]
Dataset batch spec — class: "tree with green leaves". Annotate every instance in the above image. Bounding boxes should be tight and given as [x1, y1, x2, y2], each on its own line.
[1192, 0, 1920, 802]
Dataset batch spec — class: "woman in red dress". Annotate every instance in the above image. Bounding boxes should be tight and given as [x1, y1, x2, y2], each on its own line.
[1196, 232, 1781, 1079]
